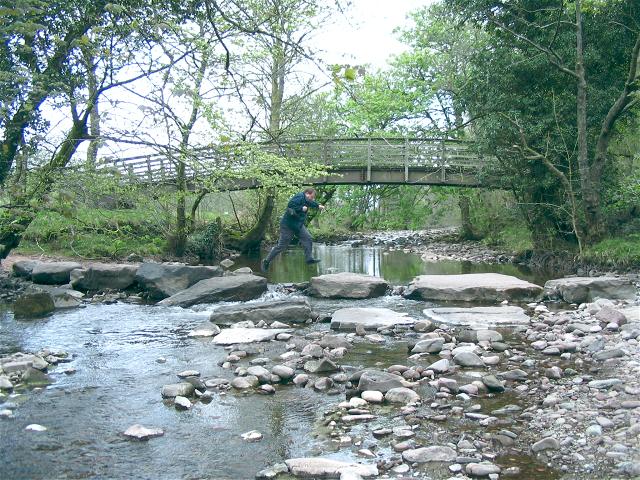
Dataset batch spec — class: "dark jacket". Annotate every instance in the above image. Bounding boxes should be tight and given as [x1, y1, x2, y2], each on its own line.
[281, 192, 319, 231]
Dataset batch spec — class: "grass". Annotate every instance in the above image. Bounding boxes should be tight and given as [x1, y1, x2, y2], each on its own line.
[482, 225, 534, 253]
[582, 234, 640, 268]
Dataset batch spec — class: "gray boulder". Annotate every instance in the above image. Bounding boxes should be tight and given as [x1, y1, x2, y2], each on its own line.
[31, 262, 82, 285]
[356, 370, 408, 393]
[209, 298, 312, 325]
[402, 446, 456, 463]
[331, 307, 416, 331]
[453, 352, 485, 368]
[161, 383, 195, 398]
[543, 276, 636, 303]
[384, 387, 420, 404]
[423, 306, 530, 329]
[308, 272, 388, 299]
[12, 260, 40, 279]
[212, 328, 291, 345]
[135, 262, 224, 299]
[411, 337, 444, 354]
[29, 285, 83, 309]
[158, 275, 267, 307]
[284, 458, 378, 478]
[71, 263, 138, 291]
[404, 273, 542, 302]
[13, 292, 55, 317]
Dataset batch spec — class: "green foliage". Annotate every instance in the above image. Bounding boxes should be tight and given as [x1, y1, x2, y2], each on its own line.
[186, 219, 225, 263]
[582, 234, 640, 268]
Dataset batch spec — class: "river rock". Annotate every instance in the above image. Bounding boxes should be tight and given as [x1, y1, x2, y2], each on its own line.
[123, 424, 164, 440]
[70, 263, 138, 291]
[361, 390, 384, 403]
[209, 298, 312, 325]
[157, 274, 267, 307]
[427, 358, 450, 373]
[28, 285, 83, 309]
[284, 458, 378, 478]
[402, 445, 457, 463]
[174, 396, 192, 410]
[385, 387, 420, 404]
[453, 352, 485, 368]
[161, 382, 195, 398]
[543, 276, 636, 303]
[135, 262, 224, 299]
[13, 292, 55, 317]
[331, 307, 416, 331]
[466, 462, 501, 476]
[188, 324, 221, 337]
[271, 365, 295, 381]
[12, 260, 40, 279]
[212, 328, 292, 345]
[356, 370, 409, 393]
[411, 337, 444, 354]
[423, 306, 530, 329]
[231, 375, 259, 389]
[482, 375, 505, 392]
[404, 273, 542, 302]
[31, 261, 82, 284]
[531, 437, 560, 452]
[308, 272, 388, 299]
[304, 358, 338, 373]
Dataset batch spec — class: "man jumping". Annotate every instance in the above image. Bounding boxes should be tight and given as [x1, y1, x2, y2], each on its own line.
[261, 187, 325, 272]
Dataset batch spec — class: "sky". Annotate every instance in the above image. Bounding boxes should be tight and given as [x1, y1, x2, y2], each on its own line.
[315, 0, 432, 68]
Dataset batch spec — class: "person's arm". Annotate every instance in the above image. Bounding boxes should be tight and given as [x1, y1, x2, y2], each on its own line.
[287, 193, 307, 215]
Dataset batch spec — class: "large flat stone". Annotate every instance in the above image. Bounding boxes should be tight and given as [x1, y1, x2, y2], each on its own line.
[284, 457, 378, 478]
[157, 275, 267, 307]
[70, 264, 138, 291]
[135, 262, 224, 299]
[212, 328, 292, 345]
[331, 307, 416, 331]
[308, 272, 388, 299]
[209, 298, 312, 325]
[423, 306, 530, 329]
[31, 262, 82, 285]
[543, 276, 636, 303]
[404, 273, 542, 302]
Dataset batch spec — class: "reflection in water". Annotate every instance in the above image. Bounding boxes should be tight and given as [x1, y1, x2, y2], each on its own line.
[237, 243, 546, 285]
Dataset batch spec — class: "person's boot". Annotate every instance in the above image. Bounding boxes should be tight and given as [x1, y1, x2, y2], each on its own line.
[261, 259, 270, 272]
[305, 258, 320, 264]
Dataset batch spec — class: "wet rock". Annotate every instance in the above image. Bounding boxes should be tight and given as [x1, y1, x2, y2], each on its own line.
[209, 298, 312, 325]
[161, 383, 195, 398]
[304, 358, 338, 374]
[158, 274, 267, 307]
[70, 264, 138, 291]
[411, 338, 444, 354]
[284, 457, 378, 478]
[13, 292, 55, 317]
[246, 366, 271, 384]
[453, 352, 485, 368]
[531, 437, 560, 453]
[427, 358, 450, 373]
[12, 260, 40, 279]
[588, 378, 622, 389]
[476, 330, 503, 342]
[174, 396, 192, 410]
[595, 307, 627, 325]
[543, 276, 636, 303]
[466, 462, 501, 477]
[385, 387, 420, 404]
[212, 328, 292, 345]
[31, 261, 82, 285]
[308, 272, 388, 299]
[241, 430, 263, 441]
[405, 273, 542, 302]
[402, 445, 457, 463]
[231, 375, 259, 389]
[271, 365, 294, 381]
[331, 307, 416, 331]
[592, 349, 626, 361]
[356, 370, 409, 393]
[293, 374, 309, 386]
[423, 306, 530, 328]
[123, 424, 164, 440]
[135, 262, 223, 299]
[188, 324, 221, 337]
[301, 344, 324, 358]
[25, 424, 47, 432]
[481, 375, 505, 392]
[361, 390, 384, 403]
[22, 367, 52, 386]
[497, 369, 528, 381]
[0, 376, 13, 390]
[319, 335, 351, 349]
[256, 463, 289, 479]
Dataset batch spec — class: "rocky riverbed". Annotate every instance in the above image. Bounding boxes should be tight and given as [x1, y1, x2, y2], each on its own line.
[1, 244, 639, 480]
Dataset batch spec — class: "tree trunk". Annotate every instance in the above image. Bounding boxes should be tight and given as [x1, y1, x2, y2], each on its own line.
[84, 49, 101, 168]
[458, 193, 478, 240]
[226, 193, 275, 253]
[575, 1, 601, 241]
[175, 159, 187, 256]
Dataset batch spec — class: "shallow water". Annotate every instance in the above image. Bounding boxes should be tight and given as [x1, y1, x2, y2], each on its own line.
[0, 244, 559, 479]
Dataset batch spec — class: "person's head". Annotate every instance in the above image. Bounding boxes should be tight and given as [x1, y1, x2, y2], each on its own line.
[303, 187, 316, 201]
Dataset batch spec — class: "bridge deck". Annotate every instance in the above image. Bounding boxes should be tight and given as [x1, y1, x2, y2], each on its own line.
[100, 137, 489, 189]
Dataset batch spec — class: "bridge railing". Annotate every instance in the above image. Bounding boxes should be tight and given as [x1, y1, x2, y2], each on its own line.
[99, 137, 486, 184]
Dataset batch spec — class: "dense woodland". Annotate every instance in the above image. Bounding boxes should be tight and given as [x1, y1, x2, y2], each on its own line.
[1, 0, 639, 267]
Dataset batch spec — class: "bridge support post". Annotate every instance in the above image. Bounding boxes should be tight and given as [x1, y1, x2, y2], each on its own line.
[440, 140, 446, 182]
[367, 138, 372, 182]
[404, 137, 409, 182]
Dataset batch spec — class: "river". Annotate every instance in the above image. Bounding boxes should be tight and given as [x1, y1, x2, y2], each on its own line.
[0, 243, 560, 479]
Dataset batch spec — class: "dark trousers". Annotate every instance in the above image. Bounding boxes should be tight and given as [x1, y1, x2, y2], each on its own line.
[265, 224, 313, 263]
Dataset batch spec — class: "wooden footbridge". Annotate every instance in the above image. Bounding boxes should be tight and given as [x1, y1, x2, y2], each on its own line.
[101, 137, 491, 189]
